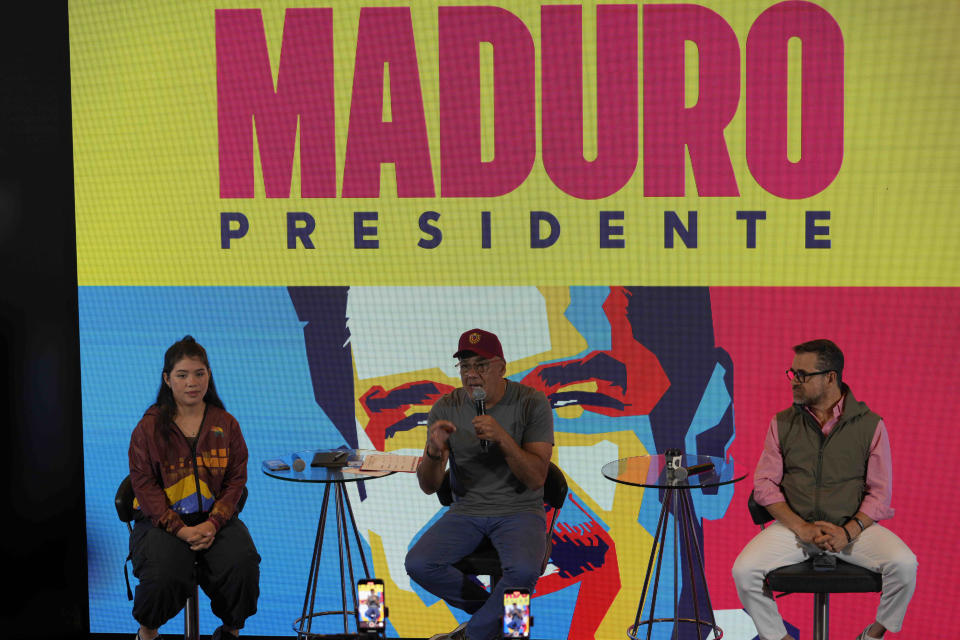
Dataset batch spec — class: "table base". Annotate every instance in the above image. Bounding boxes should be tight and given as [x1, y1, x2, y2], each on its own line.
[292, 617, 383, 640]
[628, 618, 722, 640]
[295, 481, 380, 640]
[631, 486, 722, 640]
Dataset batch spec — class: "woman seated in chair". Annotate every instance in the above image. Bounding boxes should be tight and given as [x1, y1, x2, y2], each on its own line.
[128, 336, 260, 640]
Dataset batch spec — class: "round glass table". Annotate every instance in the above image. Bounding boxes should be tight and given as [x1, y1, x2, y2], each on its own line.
[262, 448, 394, 639]
[602, 454, 746, 640]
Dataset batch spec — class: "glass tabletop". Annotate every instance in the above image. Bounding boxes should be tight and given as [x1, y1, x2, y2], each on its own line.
[261, 448, 394, 483]
[601, 454, 745, 489]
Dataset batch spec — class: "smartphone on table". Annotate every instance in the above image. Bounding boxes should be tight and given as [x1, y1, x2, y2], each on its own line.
[502, 587, 531, 638]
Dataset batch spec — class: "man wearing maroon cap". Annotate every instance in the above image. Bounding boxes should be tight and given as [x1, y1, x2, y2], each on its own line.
[405, 329, 555, 640]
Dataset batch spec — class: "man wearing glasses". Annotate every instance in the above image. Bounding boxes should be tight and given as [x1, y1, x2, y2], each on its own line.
[732, 339, 917, 640]
[405, 329, 554, 640]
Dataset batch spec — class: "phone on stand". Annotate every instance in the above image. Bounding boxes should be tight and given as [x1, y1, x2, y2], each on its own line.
[356, 579, 386, 636]
[502, 588, 531, 638]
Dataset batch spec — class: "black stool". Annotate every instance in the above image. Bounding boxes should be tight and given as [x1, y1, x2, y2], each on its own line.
[116, 475, 248, 640]
[748, 493, 882, 640]
[436, 462, 568, 586]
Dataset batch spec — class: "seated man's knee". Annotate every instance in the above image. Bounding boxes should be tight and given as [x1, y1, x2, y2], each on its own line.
[731, 551, 757, 588]
[887, 547, 918, 580]
[405, 548, 431, 582]
[501, 557, 542, 588]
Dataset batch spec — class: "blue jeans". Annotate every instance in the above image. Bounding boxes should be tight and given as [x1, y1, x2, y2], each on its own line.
[405, 510, 546, 640]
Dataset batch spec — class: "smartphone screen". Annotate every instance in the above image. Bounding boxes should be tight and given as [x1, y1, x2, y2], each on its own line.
[357, 579, 385, 632]
[502, 588, 531, 638]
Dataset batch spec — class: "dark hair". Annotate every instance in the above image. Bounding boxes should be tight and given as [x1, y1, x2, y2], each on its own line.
[154, 335, 225, 430]
[793, 338, 844, 387]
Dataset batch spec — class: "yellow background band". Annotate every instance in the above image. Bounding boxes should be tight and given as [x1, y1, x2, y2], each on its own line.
[71, 0, 960, 286]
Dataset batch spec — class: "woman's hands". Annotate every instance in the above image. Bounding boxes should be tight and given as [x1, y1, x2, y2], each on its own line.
[177, 520, 217, 550]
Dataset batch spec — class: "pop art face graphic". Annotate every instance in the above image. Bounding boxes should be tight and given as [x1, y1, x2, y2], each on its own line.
[288, 286, 735, 640]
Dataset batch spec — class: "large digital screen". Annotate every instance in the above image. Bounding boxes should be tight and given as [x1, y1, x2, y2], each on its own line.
[71, 2, 960, 638]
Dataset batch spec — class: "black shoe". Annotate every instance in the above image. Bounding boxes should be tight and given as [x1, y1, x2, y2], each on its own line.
[448, 625, 469, 640]
[428, 621, 467, 640]
[212, 626, 238, 640]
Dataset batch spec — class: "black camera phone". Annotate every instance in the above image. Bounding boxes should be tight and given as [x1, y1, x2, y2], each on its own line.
[356, 578, 386, 634]
[502, 587, 531, 638]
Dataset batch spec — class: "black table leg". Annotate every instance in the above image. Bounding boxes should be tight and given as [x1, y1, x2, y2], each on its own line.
[295, 481, 374, 639]
[628, 487, 722, 640]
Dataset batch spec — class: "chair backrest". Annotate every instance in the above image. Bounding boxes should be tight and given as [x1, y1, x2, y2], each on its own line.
[541, 462, 568, 569]
[115, 475, 248, 523]
[115, 475, 136, 523]
[747, 490, 774, 526]
[543, 462, 568, 510]
[436, 471, 455, 507]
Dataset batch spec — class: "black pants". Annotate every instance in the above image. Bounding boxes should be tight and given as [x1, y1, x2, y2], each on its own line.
[130, 517, 261, 630]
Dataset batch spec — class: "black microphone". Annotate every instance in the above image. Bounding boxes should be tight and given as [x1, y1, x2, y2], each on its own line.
[686, 462, 715, 476]
[473, 388, 488, 452]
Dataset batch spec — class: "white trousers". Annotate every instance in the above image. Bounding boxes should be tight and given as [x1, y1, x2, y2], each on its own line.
[731, 522, 917, 640]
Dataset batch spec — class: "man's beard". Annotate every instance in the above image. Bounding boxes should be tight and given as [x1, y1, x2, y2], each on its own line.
[794, 387, 818, 406]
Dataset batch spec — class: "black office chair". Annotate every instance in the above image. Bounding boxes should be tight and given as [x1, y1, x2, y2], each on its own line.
[436, 462, 568, 587]
[115, 476, 248, 640]
[747, 492, 882, 640]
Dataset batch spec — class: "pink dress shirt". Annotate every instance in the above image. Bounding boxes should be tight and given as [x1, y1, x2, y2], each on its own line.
[753, 395, 895, 522]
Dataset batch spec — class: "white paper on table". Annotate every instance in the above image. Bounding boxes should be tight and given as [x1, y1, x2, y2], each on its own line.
[361, 454, 421, 473]
[341, 467, 392, 478]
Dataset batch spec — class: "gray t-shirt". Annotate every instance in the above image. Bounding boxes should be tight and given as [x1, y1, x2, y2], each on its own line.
[428, 380, 554, 516]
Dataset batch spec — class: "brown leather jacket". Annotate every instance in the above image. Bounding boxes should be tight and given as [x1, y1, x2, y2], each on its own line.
[128, 404, 248, 534]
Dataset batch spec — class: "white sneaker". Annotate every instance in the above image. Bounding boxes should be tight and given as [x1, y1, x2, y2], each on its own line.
[856, 625, 883, 640]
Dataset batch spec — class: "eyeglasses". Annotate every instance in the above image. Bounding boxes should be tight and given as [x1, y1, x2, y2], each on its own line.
[785, 368, 833, 383]
[457, 359, 497, 375]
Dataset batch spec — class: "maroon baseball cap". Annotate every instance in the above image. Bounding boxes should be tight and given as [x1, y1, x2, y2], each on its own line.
[453, 328, 504, 361]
